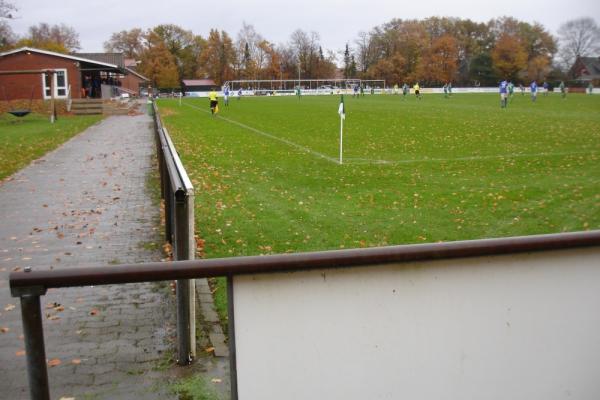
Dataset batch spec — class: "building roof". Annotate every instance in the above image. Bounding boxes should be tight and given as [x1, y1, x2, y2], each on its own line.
[73, 52, 125, 69]
[0, 47, 119, 69]
[182, 79, 216, 86]
[573, 56, 600, 80]
[125, 67, 149, 82]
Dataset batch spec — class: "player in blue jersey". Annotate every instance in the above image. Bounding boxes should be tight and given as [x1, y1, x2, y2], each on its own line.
[223, 86, 230, 106]
[499, 79, 509, 108]
[530, 81, 538, 102]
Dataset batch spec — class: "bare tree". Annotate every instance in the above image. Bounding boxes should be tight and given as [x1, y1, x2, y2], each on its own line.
[557, 17, 600, 71]
[25, 23, 81, 51]
[0, 0, 16, 19]
[104, 28, 145, 58]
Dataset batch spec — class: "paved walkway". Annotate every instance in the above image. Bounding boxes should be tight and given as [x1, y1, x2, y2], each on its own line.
[0, 108, 182, 399]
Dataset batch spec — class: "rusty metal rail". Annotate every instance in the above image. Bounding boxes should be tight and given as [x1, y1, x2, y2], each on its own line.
[11, 230, 600, 291]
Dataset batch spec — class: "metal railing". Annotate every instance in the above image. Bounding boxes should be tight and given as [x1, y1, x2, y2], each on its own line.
[9, 230, 600, 399]
[152, 100, 196, 364]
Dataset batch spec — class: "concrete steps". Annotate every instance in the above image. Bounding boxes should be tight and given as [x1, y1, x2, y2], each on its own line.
[71, 99, 103, 115]
[70, 99, 137, 116]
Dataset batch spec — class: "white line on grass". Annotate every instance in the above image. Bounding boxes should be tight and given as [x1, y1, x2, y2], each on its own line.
[346, 150, 599, 165]
[184, 102, 340, 164]
[182, 101, 598, 167]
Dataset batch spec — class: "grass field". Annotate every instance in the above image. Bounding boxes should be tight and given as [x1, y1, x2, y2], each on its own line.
[0, 113, 102, 181]
[158, 92, 600, 318]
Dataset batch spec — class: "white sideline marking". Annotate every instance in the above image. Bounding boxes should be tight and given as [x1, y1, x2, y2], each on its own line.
[182, 101, 598, 166]
[184, 102, 339, 164]
[346, 150, 598, 165]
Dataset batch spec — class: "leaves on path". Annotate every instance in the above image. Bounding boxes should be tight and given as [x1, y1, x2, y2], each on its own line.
[47, 358, 61, 367]
[4, 304, 15, 311]
[0, 327, 9, 333]
[15, 350, 25, 356]
[89, 308, 99, 316]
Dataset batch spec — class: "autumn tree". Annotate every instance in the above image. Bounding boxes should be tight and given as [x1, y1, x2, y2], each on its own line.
[367, 52, 406, 85]
[16, 23, 80, 52]
[139, 32, 179, 88]
[421, 34, 459, 83]
[151, 24, 200, 80]
[197, 29, 236, 85]
[104, 28, 145, 58]
[491, 34, 527, 81]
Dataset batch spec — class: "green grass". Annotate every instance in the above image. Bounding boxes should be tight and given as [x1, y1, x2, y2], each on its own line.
[170, 375, 221, 400]
[0, 112, 102, 180]
[158, 93, 600, 320]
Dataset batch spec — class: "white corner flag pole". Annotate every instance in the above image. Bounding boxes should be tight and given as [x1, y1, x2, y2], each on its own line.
[338, 94, 345, 165]
[339, 116, 343, 165]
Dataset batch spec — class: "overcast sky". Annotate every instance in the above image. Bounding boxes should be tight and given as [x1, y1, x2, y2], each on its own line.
[9, 0, 600, 54]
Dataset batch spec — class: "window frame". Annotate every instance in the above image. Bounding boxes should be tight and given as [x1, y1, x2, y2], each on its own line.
[41, 69, 68, 99]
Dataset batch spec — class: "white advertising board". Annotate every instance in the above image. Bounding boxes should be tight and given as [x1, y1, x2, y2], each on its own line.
[233, 247, 600, 400]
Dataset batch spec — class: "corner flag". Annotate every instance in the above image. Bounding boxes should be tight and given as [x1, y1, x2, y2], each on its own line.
[338, 95, 345, 164]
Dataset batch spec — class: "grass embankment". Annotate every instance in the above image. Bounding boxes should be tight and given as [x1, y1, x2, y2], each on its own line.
[159, 93, 600, 322]
[0, 113, 102, 180]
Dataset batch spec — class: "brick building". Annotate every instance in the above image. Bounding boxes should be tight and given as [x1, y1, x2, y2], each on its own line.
[0, 47, 148, 101]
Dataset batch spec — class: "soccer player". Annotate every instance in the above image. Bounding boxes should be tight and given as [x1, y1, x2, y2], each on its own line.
[519, 83, 525, 96]
[413, 82, 421, 100]
[499, 79, 508, 108]
[530, 81, 538, 102]
[402, 83, 409, 99]
[237, 88, 242, 100]
[448, 82, 453, 97]
[296, 86, 302, 99]
[559, 81, 566, 99]
[223, 86, 230, 106]
[208, 87, 218, 116]
[508, 81, 515, 101]
[588, 82, 594, 95]
[393, 84, 399, 95]
[542, 81, 549, 96]
[443, 83, 448, 98]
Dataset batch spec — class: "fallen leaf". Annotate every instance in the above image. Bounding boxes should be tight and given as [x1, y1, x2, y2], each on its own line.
[1, 327, 9, 333]
[58, 397, 75, 400]
[71, 359, 81, 365]
[47, 358, 61, 367]
[47, 315, 60, 321]
[210, 378, 222, 384]
[204, 347, 215, 353]
[89, 309, 99, 316]
[16, 350, 25, 356]
[4, 304, 16, 311]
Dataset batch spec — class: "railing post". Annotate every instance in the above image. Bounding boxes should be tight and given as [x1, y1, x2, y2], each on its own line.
[175, 192, 193, 365]
[15, 285, 50, 400]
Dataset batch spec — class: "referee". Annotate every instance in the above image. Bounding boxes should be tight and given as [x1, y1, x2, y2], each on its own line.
[209, 87, 218, 116]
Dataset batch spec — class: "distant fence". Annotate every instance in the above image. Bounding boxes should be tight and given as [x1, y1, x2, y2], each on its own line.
[183, 86, 594, 97]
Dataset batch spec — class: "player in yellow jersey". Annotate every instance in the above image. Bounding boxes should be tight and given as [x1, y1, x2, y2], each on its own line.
[209, 88, 218, 115]
[413, 83, 421, 100]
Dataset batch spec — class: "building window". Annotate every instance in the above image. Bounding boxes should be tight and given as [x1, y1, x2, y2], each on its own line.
[42, 69, 68, 99]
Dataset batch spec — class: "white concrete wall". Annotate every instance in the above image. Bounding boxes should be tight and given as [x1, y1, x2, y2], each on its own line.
[233, 246, 600, 400]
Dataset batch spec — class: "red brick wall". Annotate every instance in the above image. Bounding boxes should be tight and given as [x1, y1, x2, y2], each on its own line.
[0, 51, 82, 100]
[121, 73, 145, 94]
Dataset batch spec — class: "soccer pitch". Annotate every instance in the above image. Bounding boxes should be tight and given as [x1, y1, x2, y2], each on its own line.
[158, 93, 600, 259]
